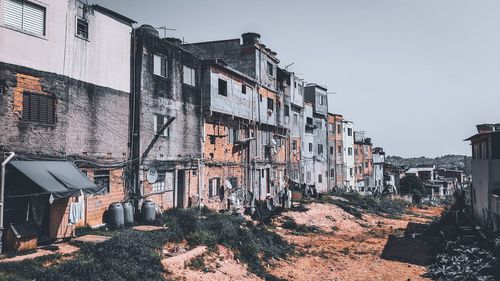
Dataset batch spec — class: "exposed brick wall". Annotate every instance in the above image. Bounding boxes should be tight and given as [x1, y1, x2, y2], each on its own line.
[203, 166, 245, 210]
[0, 62, 129, 159]
[83, 169, 126, 227]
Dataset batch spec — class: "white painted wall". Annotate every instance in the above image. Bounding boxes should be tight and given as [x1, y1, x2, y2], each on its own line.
[0, 0, 131, 92]
[343, 121, 355, 189]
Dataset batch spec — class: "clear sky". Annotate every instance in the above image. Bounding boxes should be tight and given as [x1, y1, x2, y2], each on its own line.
[92, 0, 500, 157]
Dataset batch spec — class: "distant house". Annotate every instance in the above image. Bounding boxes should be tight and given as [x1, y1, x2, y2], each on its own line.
[465, 124, 500, 230]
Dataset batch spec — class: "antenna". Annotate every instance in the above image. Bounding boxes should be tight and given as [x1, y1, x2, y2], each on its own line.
[284, 62, 295, 70]
[154, 26, 176, 38]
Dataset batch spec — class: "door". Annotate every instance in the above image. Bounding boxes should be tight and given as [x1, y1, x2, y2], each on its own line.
[176, 170, 185, 208]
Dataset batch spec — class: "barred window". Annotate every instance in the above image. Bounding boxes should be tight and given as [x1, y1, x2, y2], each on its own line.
[94, 170, 110, 193]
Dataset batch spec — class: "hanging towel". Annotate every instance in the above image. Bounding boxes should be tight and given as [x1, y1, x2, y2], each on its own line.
[69, 200, 83, 225]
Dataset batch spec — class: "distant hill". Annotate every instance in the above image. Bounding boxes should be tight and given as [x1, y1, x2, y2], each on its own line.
[386, 154, 467, 170]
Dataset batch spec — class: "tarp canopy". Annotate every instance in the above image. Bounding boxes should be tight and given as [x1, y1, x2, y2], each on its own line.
[9, 161, 106, 199]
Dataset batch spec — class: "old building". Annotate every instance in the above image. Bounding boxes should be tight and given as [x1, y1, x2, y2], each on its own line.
[278, 68, 304, 188]
[342, 120, 355, 190]
[465, 123, 500, 230]
[372, 147, 385, 193]
[0, 0, 134, 241]
[199, 58, 258, 210]
[354, 131, 373, 192]
[185, 33, 288, 204]
[328, 114, 344, 190]
[303, 102, 315, 189]
[405, 165, 436, 181]
[304, 83, 328, 193]
[130, 25, 203, 210]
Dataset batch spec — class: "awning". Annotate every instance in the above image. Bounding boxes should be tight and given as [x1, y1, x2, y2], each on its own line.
[9, 161, 106, 199]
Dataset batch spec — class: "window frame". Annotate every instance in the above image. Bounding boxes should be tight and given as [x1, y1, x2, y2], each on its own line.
[153, 54, 167, 77]
[22, 91, 56, 125]
[218, 78, 228, 96]
[154, 114, 170, 138]
[3, 0, 47, 37]
[75, 16, 89, 40]
[182, 65, 196, 87]
[94, 170, 110, 193]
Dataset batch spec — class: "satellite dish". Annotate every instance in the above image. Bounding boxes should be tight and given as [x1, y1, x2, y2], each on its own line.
[146, 168, 158, 184]
[224, 179, 233, 190]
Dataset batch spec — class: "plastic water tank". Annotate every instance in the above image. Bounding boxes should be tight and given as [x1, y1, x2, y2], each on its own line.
[108, 202, 124, 229]
[122, 201, 134, 227]
[141, 200, 156, 225]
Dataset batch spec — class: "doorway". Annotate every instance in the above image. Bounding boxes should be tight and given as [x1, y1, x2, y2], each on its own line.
[176, 170, 185, 208]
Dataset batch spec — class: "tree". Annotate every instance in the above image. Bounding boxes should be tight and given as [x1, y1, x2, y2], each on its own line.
[400, 175, 425, 196]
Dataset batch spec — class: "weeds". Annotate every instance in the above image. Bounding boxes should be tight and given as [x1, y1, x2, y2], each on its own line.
[0, 208, 292, 281]
[425, 241, 498, 281]
[326, 192, 409, 219]
[281, 216, 322, 235]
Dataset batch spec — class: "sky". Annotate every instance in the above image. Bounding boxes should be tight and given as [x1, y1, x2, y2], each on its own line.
[92, 0, 500, 158]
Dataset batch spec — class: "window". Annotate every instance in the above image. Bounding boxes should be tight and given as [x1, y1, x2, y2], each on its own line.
[208, 177, 221, 198]
[330, 169, 334, 177]
[348, 147, 353, 156]
[309, 143, 313, 152]
[318, 174, 322, 183]
[22, 92, 55, 124]
[306, 117, 313, 126]
[294, 81, 297, 88]
[293, 114, 298, 125]
[4, 0, 46, 36]
[94, 170, 110, 193]
[218, 79, 227, 96]
[182, 65, 195, 86]
[329, 123, 335, 134]
[350, 168, 353, 176]
[318, 144, 323, 155]
[318, 95, 324, 105]
[154, 114, 170, 138]
[284, 105, 289, 117]
[292, 140, 297, 151]
[267, 98, 274, 111]
[330, 146, 334, 155]
[76, 17, 88, 39]
[348, 128, 352, 136]
[259, 94, 263, 102]
[267, 61, 273, 76]
[153, 55, 167, 77]
[241, 84, 246, 94]
[338, 145, 342, 154]
[337, 124, 341, 134]
[152, 172, 166, 191]
[228, 128, 238, 144]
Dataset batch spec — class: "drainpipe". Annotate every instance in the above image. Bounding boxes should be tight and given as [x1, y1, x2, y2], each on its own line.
[0, 152, 15, 254]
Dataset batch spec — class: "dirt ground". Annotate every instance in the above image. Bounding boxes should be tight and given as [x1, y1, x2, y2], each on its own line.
[167, 201, 443, 281]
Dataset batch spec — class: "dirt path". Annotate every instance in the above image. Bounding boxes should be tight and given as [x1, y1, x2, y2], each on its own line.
[162, 201, 442, 281]
[269, 203, 442, 281]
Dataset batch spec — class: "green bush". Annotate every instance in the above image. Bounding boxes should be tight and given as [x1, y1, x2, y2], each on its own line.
[327, 192, 409, 219]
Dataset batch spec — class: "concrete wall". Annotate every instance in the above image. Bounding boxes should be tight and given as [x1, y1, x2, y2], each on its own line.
[0, 1, 132, 92]
[206, 65, 257, 121]
[136, 31, 202, 164]
[471, 159, 490, 223]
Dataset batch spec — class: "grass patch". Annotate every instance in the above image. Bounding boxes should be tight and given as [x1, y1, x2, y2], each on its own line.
[325, 192, 409, 219]
[281, 217, 322, 235]
[0, 207, 293, 281]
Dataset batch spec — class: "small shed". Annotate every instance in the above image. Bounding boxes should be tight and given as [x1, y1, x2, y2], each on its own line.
[5, 224, 38, 252]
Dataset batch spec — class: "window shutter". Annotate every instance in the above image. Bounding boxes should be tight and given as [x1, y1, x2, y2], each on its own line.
[23, 2, 45, 35]
[4, 0, 23, 29]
